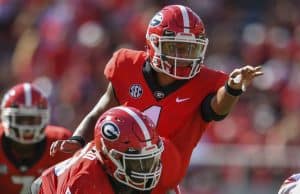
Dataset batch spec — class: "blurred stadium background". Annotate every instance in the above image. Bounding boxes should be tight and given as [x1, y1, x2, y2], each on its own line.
[0, 0, 300, 193]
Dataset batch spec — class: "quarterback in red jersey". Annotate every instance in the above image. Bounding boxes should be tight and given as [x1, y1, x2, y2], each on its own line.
[50, 4, 263, 191]
[32, 106, 165, 194]
[0, 83, 72, 194]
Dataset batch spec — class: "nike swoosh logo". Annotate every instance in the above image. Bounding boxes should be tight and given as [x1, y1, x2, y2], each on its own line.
[176, 97, 190, 103]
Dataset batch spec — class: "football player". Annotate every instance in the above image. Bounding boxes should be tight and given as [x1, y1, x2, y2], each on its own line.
[31, 106, 166, 194]
[50, 4, 263, 192]
[278, 173, 300, 194]
[0, 83, 72, 194]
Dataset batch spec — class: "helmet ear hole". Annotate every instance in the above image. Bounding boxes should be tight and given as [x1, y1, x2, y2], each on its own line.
[149, 35, 159, 48]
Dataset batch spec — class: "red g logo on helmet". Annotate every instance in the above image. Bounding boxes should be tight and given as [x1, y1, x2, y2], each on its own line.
[101, 122, 120, 141]
[94, 106, 163, 191]
[149, 12, 163, 26]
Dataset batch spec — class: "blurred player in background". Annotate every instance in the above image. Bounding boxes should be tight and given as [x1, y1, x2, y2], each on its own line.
[278, 173, 300, 194]
[0, 83, 72, 194]
[50, 4, 263, 192]
[31, 106, 166, 194]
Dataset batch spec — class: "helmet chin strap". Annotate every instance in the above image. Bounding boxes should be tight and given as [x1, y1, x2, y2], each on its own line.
[190, 59, 202, 76]
[160, 55, 173, 72]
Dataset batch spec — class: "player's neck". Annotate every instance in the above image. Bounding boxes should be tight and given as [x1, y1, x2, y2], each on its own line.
[155, 71, 177, 87]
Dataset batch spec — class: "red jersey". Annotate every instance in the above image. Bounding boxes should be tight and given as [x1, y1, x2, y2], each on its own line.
[39, 142, 142, 194]
[104, 48, 228, 182]
[0, 123, 71, 194]
[39, 142, 114, 194]
[37, 139, 181, 194]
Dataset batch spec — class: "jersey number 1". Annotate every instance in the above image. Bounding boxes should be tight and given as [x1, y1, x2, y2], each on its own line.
[143, 106, 162, 126]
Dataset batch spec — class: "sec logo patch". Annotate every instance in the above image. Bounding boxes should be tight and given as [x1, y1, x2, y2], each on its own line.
[129, 84, 143, 98]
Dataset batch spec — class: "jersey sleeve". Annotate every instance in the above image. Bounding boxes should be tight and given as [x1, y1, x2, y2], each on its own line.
[198, 66, 229, 94]
[152, 137, 182, 194]
[198, 68, 229, 121]
[59, 173, 108, 194]
[104, 48, 129, 85]
[103, 48, 145, 91]
[37, 166, 59, 194]
[59, 175, 87, 194]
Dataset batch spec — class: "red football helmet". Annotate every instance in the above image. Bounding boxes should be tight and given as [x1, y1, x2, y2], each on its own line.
[146, 5, 208, 79]
[94, 106, 163, 191]
[1, 83, 50, 144]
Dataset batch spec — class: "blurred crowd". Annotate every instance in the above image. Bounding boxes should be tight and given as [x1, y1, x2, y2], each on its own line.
[1, 0, 300, 193]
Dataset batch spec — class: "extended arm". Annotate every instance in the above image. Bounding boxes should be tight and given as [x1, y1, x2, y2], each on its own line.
[212, 65, 263, 116]
[73, 83, 119, 141]
[50, 83, 119, 156]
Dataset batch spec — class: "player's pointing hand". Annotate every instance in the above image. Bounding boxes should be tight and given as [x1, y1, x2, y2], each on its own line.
[227, 65, 263, 92]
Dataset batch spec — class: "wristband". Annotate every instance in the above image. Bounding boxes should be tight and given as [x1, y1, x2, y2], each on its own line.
[68, 136, 86, 148]
[225, 82, 243, 96]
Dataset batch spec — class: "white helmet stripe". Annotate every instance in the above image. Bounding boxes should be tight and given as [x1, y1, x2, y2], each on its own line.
[114, 107, 152, 147]
[24, 83, 32, 106]
[178, 5, 190, 33]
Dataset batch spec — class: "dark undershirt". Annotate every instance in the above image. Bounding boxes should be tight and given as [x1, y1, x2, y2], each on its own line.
[2, 135, 46, 172]
[142, 60, 188, 101]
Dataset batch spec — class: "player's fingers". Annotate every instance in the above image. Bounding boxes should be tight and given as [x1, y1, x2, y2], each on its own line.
[242, 65, 253, 70]
[242, 65, 263, 74]
[253, 71, 264, 77]
[229, 69, 242, 79]
[50, 140, 62, 157]
[241, 66, 256, 75]
[60, 140, 82, 154]
[242, 67, 263, 78]
[251, 67, 263, 75]
[231, 65, 256, 78]
[246, 70, 263, 79]
[254, 66, 262, 71]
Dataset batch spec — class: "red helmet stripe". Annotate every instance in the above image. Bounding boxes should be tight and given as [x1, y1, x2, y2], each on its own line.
[114, 107, 152, 146]
[178, 5, 190, 33]
[24, 83, 32, 106]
